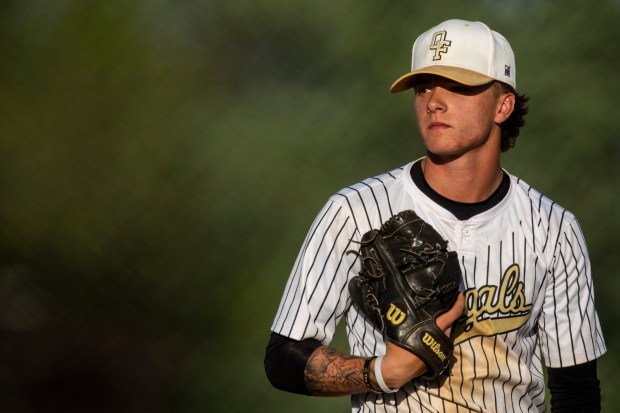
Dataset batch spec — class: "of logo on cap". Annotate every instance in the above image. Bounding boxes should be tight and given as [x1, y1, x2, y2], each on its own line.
[430, 31, 452, 61]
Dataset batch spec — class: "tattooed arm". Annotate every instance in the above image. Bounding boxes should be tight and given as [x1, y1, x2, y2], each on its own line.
[304, 343, 428, 395]
[266, 294, 464, 396]
[304, 347, 367, 396]
[304, 293, 465, 396]
[265, 330, 430, 395]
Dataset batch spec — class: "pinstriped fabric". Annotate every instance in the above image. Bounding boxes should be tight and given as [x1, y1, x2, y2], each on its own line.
[271, 162, 606, 412]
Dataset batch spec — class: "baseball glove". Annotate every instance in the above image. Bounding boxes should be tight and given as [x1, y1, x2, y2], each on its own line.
[348, 209, 462, 379]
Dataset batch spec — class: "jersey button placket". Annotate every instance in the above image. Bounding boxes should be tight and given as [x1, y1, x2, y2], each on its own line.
[459, 224, 475, 254]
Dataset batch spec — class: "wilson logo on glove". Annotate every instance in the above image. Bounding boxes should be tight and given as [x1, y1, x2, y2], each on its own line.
[422, 332, 448, 362]
[386, 303, 407, 325]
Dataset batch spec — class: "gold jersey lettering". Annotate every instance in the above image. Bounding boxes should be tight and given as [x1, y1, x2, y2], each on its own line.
[453, 264, 533, 345]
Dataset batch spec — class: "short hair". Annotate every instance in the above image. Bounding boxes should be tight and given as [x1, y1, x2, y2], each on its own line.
[497, 82, 529, 152]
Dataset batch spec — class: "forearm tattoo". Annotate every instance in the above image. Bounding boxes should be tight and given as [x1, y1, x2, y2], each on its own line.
[304, 346, 367, 396]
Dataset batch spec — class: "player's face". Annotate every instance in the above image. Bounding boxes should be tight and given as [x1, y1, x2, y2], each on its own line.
[413, 75, 512, 158]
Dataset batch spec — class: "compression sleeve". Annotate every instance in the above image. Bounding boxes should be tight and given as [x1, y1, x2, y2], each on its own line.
[264, 332, 322, 395]
[547, 359, 600, 412]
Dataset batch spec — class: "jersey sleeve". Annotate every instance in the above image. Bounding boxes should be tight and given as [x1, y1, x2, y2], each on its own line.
[538, 214, 606, 368]
[270, 198, 359, 345]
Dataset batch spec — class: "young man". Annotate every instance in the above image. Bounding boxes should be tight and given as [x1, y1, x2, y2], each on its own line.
[265, 19, 606, 412]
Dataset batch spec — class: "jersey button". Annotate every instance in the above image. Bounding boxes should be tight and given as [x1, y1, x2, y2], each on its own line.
[463, 228, 472, 237]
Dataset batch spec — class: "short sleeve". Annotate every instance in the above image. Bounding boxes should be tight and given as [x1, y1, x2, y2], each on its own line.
[537, 215, 606, 367]
[270, 199, 359, 345]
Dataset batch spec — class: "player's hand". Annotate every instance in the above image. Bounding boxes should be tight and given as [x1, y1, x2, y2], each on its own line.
[379, 292, 465, 389]
[437, 291, 466, 336]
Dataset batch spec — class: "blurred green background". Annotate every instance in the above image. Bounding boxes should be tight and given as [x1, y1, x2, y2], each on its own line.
[0, 1, 618, 412]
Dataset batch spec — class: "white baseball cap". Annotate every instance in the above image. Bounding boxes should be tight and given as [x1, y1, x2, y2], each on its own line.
[390, 19, 516, 93]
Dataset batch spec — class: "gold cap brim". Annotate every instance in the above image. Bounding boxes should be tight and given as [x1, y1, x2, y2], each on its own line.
[390, 66, 495, 93]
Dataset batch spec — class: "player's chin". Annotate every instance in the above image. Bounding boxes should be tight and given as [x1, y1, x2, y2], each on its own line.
[424, 137, 481, 158]
[421, 137, 462, 155]
[425, 147, 467, 161]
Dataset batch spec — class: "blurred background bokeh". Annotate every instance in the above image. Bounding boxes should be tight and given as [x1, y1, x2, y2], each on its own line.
[1, 1, 618, 412]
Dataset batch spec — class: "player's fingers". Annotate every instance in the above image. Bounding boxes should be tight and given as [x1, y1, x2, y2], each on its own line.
[437, 292, 465, 331]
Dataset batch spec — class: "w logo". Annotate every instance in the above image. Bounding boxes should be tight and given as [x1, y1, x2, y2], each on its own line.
[386, 303, 406, 326]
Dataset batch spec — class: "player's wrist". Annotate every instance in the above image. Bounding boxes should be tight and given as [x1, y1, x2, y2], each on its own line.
[362, 356, 400, 393]
[373, 355, 400, 392]
[362, 357, 381, 392]
[381, 345, 427, 388]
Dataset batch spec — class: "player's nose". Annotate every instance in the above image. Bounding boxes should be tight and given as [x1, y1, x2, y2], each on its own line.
[426, 89, 447, 113]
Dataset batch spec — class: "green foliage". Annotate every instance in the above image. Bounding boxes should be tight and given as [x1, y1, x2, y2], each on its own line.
[0, 1, 618, 411]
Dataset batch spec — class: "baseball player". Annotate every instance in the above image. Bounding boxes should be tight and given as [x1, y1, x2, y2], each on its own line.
[264, 19, 606, 412]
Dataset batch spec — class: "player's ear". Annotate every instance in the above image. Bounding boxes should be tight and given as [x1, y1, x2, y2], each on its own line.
[495, 90, 515, 124]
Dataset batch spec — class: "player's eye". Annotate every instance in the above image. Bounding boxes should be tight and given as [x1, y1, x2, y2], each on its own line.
[448, 82, 494, 96]
[414, 86, 432, 95]
[449, 85, 476, 95]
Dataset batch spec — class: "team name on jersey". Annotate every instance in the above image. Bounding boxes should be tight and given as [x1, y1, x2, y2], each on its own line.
[453, 264, 533, 345]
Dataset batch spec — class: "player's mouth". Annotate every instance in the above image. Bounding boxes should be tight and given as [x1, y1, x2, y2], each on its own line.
[428, 121, 450, 131]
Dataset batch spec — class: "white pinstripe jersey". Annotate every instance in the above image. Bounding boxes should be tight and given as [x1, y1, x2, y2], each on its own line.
[271, 161, 606, 412]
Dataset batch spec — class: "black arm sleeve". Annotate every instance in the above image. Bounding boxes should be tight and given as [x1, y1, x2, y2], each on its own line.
[264, 332, 322, 395]
[547, 359, 601, 412]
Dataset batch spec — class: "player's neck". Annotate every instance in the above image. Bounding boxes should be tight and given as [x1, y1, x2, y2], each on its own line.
[421, 153, 503, 204]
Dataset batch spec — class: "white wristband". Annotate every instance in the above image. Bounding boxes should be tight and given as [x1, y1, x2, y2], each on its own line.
[374, 356, 399, 393]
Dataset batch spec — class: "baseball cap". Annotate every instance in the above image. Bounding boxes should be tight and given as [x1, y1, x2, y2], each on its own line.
[390, 19, 516, 93]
